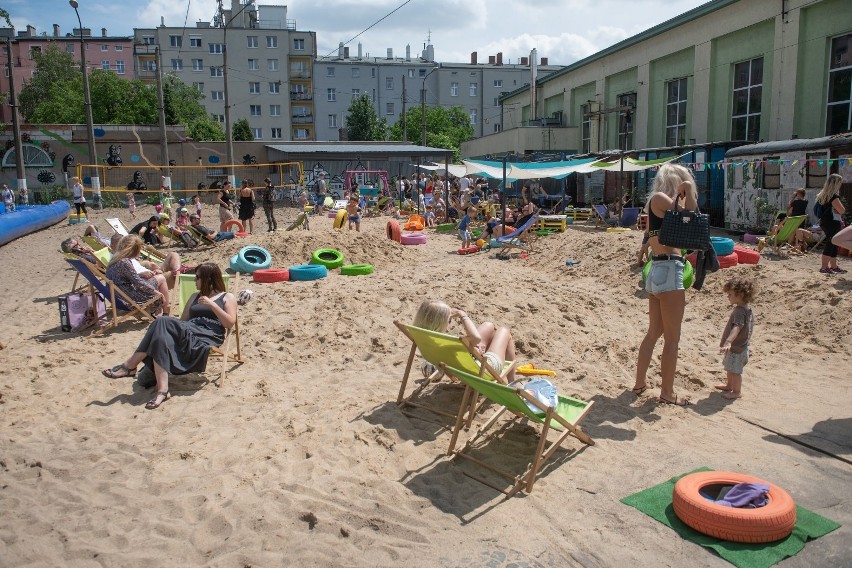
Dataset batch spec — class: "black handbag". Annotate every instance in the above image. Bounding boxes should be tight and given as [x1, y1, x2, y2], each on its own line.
[658, 201, 710, 250]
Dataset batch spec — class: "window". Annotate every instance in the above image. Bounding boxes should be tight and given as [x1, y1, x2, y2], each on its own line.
[293, 38, 305, 51]
[327, 66, 335, 77]
[269, 82, 280, 94]
[470, 109, 477, 124]
[101, 44, 108, 52]
[189, 36, 202, 48]
[142, 36, 155, 45]
[271, 127, 282, 139]
[266, 36, 277, 48]
[252, 128, 262, 139]
[494, 123, 501, 133]
[270, 104, 281, 116]
[617, 92, 636, 150]
[214, 114, 225, 123]
[247, 36, 258, 48]
[328, 114, 337, 128]
[763, 156, 781, 189]
[493, 79, 503, 88]
[327, 88, 336, 102]
[386, 76, 393, 89]
[493, 97, 499, 107]
[28, 46, 41, 59]
[248, 59, 259, 71]
[806, 152, 827, 188]
[351, 88, 360, 98]
[101, 60, 110, 71]
[352, 67, 360, 78]
[419, 68, 426, 78]
[731, 57, 763, 141]
[115, 45, 123, 52]
[386, 102, 394, 115]
[371, 68, 376, 78]
[451, 82, 458, 96]
[294, 128, 308, 139]
[291, 62, 307, 77]
[66, 44, 75, 53]
[470, 83, 477, 96]
[408, 69, 414, 78]
[115, 60, 125, 74]
[192, 59, 203, 71]
[665, 78, 687, 147]
[211, 91, 224, 101]
[208, 43, 224, 54]
[293, 106, 309, 117]
[827, 33, 852, 135]
[581, 103, 592, 154]
[249, 82, 260, 94]
[142, 60, 156, 72]
[249, 105, 261, 116]
[169, 35, 182, 48]
[210, 66, 223, 77]
[192, 82, 204, 92]
[171, 59, 183, 71]
[268, 59, 278, 71]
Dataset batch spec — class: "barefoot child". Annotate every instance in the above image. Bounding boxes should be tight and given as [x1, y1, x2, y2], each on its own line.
[424, 204, 435, 228]
[346, 195, 362, 232]
[716, 276, 755, 400]
[458, 206, 476, 249]
[126, 192, 136, 219]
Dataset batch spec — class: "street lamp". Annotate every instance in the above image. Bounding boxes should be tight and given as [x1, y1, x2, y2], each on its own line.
[68, 0, 100, 207]
[421, 65, 439, 146]
[222, 0, 255, 185]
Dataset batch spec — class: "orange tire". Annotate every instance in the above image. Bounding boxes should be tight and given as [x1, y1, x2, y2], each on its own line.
[672, 471, 796, 543]
[221, 219, 244, 233]
[386, 219, 401, 242]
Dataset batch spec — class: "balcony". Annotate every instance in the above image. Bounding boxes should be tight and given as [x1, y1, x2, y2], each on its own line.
[291, 114, 313, 124]
[290, 91, 312, 101]
[289, 70, 311, 80]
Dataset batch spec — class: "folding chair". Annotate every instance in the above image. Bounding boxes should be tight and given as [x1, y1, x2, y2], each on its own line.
[188, 225, 216, 246]
[444, 364, 595, 497]
[65, 256, 160, 336]
[759, 215, 806, 257]
[105, 218, 130, 236]
[394, 321, 517, 426]
[593, 204, 618, 227]
[495, 211, 540, 259]
[619, 207, 642, 228]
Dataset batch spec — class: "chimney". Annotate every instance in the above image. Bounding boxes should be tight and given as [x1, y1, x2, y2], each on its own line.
[520, 56, 528, 65]
[26, 25, 36, 37]
[541, 57, 548, 66]
[53, 24, 61, 37]
[338, 42, 344, 59]
[488, 55, 496, 64]
[406, 44, 411, 61]
[101, 28, 107, 37]
[344, 46, 349, 58]
[471, 51, 477, 65]
[386, 48, 393, 59]
[496, 52, 503, 65]
[161, 16, 165, 26]
[358, 42, 362, 58]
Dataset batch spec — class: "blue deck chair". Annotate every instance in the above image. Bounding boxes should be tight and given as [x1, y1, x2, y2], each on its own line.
[619, 207, 642, 228]
[593, 204, 618, 227]
[495, 211, 540, 258]
[65, 256, 159, 336]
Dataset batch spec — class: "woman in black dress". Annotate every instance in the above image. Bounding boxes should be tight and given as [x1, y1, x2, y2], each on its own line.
[101, 262, 237, 409]
[238, 179, 256, 234]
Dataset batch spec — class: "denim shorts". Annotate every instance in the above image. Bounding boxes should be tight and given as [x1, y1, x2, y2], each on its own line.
[645, 259, 684, 295]
[723, 347, 749, 374]
[459, 229, 471, 241]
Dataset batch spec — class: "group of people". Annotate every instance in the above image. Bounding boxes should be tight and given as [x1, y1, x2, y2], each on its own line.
[2, 183, 28, 212]
[216, 178, 280, 234]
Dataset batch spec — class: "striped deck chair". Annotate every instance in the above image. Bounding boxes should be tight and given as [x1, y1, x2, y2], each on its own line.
[495, 210, 540, 259]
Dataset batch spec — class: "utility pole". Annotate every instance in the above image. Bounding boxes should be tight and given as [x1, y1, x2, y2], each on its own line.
[69, 0, 100, 208]
[154, 46, 170, 188]
[6, 38, 26, 198]
[221, 1, 255, 185]
[401, 75, 407, 143]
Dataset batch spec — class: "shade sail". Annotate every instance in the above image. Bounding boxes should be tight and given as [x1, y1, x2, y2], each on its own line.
[507, 158, 599, 179]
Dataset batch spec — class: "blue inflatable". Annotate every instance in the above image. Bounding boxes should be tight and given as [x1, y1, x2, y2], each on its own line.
[0, 201, 71, 247]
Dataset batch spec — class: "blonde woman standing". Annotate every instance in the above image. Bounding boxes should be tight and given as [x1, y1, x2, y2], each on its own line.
[71, 176, 87, 217]
[816, 174, 846, 274]
[632, 163, 698, 406]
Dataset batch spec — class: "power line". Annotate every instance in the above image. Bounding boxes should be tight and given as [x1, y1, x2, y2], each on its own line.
[321, 0, 414, 58]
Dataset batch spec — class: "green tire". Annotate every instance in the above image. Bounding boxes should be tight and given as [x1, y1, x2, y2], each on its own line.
[340, 263, 374, 276]
[310, 248, 345, 269]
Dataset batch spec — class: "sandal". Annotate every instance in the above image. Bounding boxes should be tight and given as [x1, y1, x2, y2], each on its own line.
[145, 391, 171, 410]
[631, 385, 650, 396]
[102, 364, 137, 379]
[658, 395, 691, 406]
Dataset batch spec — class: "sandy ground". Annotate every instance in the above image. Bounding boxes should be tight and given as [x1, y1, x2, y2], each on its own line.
[0, 204, 849, 567]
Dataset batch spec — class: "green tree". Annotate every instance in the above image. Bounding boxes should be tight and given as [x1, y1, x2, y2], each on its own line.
[232, 118, 253, 141]
[18, 44, 79, 121]
[388, 105, 473, 161]
[89, 70, 157, 124]
[345, 94, 387, 140]
[187, 115, 225, 141]
[163, 74, 208, 126]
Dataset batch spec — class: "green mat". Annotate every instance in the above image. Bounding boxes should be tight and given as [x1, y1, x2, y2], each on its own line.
[621, 468, 840, 568]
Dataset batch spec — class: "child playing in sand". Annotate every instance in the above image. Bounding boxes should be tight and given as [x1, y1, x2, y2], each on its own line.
[193, 194, 203, 218]
[126, 192, 136, 219]
[346, 195, 362, 232]
[176, 207, 190, 230]
[458, 206, 475, 248]
[424, 204, 435, 228]
[716, 276, 755, 400]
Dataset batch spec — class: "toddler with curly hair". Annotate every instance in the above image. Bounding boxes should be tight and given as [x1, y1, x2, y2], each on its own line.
[716, 276, 755, 400]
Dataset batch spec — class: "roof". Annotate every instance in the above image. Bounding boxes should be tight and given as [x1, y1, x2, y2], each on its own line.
[725, 133, 852, 157]
[265, 142, 452, 155]
[500, 0, 740, 101]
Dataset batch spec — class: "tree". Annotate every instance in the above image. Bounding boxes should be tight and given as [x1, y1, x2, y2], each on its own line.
[388, 105, 474, 161]
[187, 115, 225, 141]
[232, 118, 253, 141]
[18, 44, 79, 121]
[345, 94, 387, 141]
[163, 74, 209, 126]
[0, 7, 12, 28]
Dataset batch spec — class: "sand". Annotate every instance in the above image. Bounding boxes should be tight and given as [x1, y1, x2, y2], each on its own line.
[0, 205, 849, 567]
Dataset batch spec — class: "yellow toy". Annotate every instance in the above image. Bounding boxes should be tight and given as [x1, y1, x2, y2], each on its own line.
[515, 363, 557, 377]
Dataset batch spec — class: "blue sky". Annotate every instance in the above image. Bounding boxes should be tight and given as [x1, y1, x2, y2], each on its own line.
[9, 0, 708, 65]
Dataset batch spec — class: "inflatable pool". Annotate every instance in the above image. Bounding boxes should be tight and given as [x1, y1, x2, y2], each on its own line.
[0, 201, 71, 247]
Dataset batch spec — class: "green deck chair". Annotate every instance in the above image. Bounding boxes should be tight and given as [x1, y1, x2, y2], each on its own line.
[394, 321, 517, 425]
[444, 364, 594, 497]
[761, 215, 806, 256]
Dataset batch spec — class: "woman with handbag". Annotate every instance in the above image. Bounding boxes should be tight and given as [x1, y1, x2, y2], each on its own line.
[633, 163, 699, 406]
[817, 174, 846, 274]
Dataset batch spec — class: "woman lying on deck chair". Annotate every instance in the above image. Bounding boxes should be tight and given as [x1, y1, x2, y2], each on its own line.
[414, 299, 516, 382]
[102, 262, 236, 410]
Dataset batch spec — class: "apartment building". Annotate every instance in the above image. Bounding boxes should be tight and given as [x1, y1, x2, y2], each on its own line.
[134, 0, 316, 143]
[313, 43, 562, 141]
[0, 24, 133, 123]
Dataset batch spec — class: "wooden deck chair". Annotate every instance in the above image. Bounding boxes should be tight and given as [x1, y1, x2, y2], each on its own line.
[495, 211, 540, 259]
[444, 364, 595, 497]
[64, 256, 160, 336]
[105, 218, 130, 236]
[156, 224, 181, 247]
[759, 215, 806, 257]
[394, 321, 517, 425]
[593, 204, 619, 227]
[619, 207, 642, 228]
[188, 224, 216, 246]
